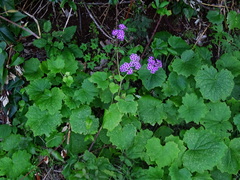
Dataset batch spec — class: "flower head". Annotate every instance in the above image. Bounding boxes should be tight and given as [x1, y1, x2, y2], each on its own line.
[147, 56, 162, 74]
[119, 24, 127, 30]
[119, 53, 142, 75]
[112, 24, 127, 41]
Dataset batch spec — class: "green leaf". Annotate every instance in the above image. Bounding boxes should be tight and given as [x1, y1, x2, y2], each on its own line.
[206, 10, 224, 24]
[46, 132, 64, 147]
[70, 105, 99, 135]
[201, 102, 232, 137]
[107, 124, 136, 150]
[216, 53, 240, 77]
[61, 50, 78, 74]
[227, 10, 240, 30]
[138, 65, 166, 90]
[138, 96, 166, 125]
[47, 55, 65, 73]
[62, 26, 77, 42]
[43, 20, 52, 32]
[74, 79, 98, 104]
[1, 134, 22, 151]
[35, 87, 64, 114]
[25, 78, 51, 100]
[183, 128, 227, 173]
[26, 105, 62, 137]
[145, 137, 180, 168]
[0, 26, 15, 42]
[168, 36, 190, 54]
[0, 150, 32, 179]
[178, 93, 207, 123]
[171, 55, 201, 77]
[117, 95, 138, 114]
[135, 167, 164, 180]
[169, 164, 192, 180]
[127, 129, 153, 159]
[0, 124, 12, 139]
[33, 38, 47, 48]
[10, 11, 26, 22]
[103, 103, 123, 131]
[195, 65, 234, 102]
[89, 72, 109, 90]
[233, 114, 240, 131]
[217, 138, 240, 174]
[23, 58, 44, 80]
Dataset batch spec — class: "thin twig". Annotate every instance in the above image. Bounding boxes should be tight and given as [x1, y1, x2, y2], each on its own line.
[83, 2, 113, 40]
[23, 11, 41, 37]
[193, 23, 210, 48]
[141, 15, 163, 59]
[63, 7, 73, 30]
[88, 126, 103, 152]
[0, 15, 40, 39]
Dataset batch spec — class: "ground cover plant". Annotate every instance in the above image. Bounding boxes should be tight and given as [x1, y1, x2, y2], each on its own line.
[0, 0, 240, 179]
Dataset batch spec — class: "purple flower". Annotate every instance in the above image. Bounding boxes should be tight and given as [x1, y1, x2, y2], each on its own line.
[120, 54, 142, 75]
[147, 56, 162, 74]
[119, 24, 127, 30]
[112, 24, 127, 41]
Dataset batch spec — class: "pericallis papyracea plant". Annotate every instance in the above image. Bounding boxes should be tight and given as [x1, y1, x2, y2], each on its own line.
[1, 6, 240, 180]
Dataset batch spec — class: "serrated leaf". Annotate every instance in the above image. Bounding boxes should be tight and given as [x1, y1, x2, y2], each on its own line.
[217, 138, 240, 174]
[138, 65, 166, 90]
[138, 96, 166, 125]
[0, 124, 12, 138]
[183, 128, 227, 173]
[201, 102, 232, 137]
[195, 65, 234, 102]
[117, 95, 138, 114]
[145, 137, 180, 168]
[74, 79, 98, 104]
[33, 38, 47, 48]
[103, 104, 123, 131]
[168, 36, 190, 54]
[216, 53, 240, 77]
[107, 124, 136, 150]
[1, 134, 22, 151]
[227, 10, 240, 30]
[23, 58, 44, 80]
[179, 93, 207, 123]
[127, 129, 153, 159]
[61, 50, 78, 74]
[26, 105, 62, 137]
[47, 55, 65, 73]
[46, 132, 64, 148]
[171, 56, 201, 77]
[70, 105, 99, 135]
[25, 78, 51, 100]
[233, 114, 240, 131]
[35, 87, 64, 114]
[89, 72, 109, 90]
[206, 10, 224, 24]
[135, 167, 164, 180]
[169, 164, 192, 180]
[43, 20, 52, 32]
[62, 26, 77, 42]
[0, 150, 32, 179]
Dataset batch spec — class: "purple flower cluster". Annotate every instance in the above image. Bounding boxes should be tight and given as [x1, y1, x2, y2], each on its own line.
[112, 24, 127, 41]
[120, 53, 141, 75]
[147, 56, 162, 74]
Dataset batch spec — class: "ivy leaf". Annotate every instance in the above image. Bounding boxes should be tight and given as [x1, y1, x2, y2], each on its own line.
[145, 137, 180, 168]
[89, 72, 109, 90]
[25, 78, 51, 100]
[217, 138, 240, 174]
[23, 58, 44, 80]
[183, 128, 227, 173]
[201, 102, 232, 137]
[171, 55, 201, 77]
[47, 55, 65, 73]
[195, 65, 234, 102]
[138, 96, 166, 125]
[70, 105, 99, 135]
[103, 104, 123, 131]
[74, 79, 98, 104]
[216, 53, 240, 77]
[107, 124, 136, 150]
[178, 93, 207, 123]
[36, 87, 64, 114]
[26, 105, 62, 137]
[138, 65, 166, 90]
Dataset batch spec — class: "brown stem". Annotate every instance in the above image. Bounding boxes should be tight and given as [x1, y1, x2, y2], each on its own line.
[141, 15, 163, 59]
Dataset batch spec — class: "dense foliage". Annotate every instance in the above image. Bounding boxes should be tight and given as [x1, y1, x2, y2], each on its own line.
[0, 0, 240, 179]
